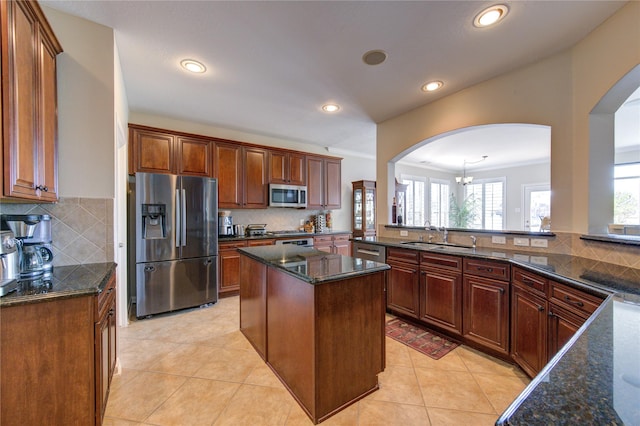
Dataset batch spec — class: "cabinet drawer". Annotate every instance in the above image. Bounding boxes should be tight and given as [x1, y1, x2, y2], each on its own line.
[464, 258, 510, 281]
[313, 235, 333, 244]
[549, 281, 602, 319]
[248, 239, 275, 247]
[97, 274, 116, 317]
[219, 241, 248, 250]
[513, 267, 547, 296]
[332, 234, 351, 242]
[387, 248, 419, 265]
[420, 252, 462, 272]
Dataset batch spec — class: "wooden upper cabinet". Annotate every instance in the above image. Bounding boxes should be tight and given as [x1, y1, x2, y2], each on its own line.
[2, 0, 62, 201]
[216, 142, 243, 208]
[268, 150, 306, 185]
[243, 147, 268, 208]
[129, 125, 213, 177]
[177, 136, 212, 177]
[306, 155, 342, 210]
[130, 127, 175, 174]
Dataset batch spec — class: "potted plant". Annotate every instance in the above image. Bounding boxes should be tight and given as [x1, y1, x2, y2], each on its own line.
[449, 193, 478, 228]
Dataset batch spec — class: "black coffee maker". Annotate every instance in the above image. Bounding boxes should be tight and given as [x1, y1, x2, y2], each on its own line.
[1, 214, 53, 278]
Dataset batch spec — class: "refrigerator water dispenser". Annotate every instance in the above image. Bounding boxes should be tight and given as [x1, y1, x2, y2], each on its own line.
[142, 204, 166, 239]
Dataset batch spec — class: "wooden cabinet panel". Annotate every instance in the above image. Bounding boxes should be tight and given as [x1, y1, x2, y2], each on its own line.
[548, 303, 585, 360]
[243, 147, 268, 208]
[324, 158, 342, 209]
[463, 275, 509, 354]
[419, 267, 462, 334]
[95, 274, 117, 424]
[268, 150, 305, 185]
[306, 155, 341, 209]
[463, 258, 510, 281]
[239, 255, 268, 358]
[306, 156, 324, 209]
[216, 143, 243, 208]
[513, 266, 547, 297]
[2, 0, 62, 201]
[549, 280, 602, 319]
[333, 234, 351, 256]
[177, 136, 212, 177]
[313, 233, 351, 256]
[511, 284, 548, 377]
[247, 239, 275, 247]
[219, 241, 246, 296]
[131, 128, 175, 174]
[386, 260, 420, 318]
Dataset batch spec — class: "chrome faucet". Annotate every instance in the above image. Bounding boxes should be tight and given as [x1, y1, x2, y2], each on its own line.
[440, 226, 448, 243]
[470, 235, 477, 249]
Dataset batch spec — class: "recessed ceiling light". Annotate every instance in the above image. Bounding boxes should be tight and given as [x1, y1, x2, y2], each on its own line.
[362, 50, 387, 66]
[421, 81, 443, 92]
[322, 104, 340, 113]
[473, 4, 509, 28]
[180, 59, 206, 73]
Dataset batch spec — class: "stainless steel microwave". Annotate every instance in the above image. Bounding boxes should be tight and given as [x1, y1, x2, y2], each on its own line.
[269, 184, 307, 208]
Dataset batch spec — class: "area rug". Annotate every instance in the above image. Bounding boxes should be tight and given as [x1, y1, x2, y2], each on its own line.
[386, 318, 459, 360]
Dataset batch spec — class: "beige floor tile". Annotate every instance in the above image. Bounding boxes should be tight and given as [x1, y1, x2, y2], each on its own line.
[385, 337, 414, 367]
[358, 400, 430, 425]
[147, 343, 218, 377]
[194, 346, 264, 382]
[102, 418, 145, 426]
[117, 337, 180, 371]
[427, 407, 498, 426]
[415, 368, 495, 414]
[144, 377, 240, 426]
[109, 367, 142, 392]
[456, 346, 525, 377]
[104, 371, 187, 421]
[472, 372, 530, 413]
[408, 345, 468, 372]
[244, 363, 286, 389]
[284, 400, 360, 425]
[368, 365, 424, 406]
[213, 383, 295, 425]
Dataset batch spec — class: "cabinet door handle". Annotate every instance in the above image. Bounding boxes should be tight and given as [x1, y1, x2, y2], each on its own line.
[478, 266, 493, 272]
[563, 295, 584, 307]
[522, 277, 535, 286]
[537, 305, 545, 312]
[35, 185, 49, 192]
[498, 288, 505, 294]
[548, 311, 556, 318]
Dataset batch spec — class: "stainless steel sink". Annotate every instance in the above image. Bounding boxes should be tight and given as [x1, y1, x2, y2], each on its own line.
[430, 244, 476, 253]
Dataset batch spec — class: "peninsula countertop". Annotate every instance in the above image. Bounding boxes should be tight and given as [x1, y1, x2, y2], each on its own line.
[238, 245, 389, 284]
[0, 262, 117, 307]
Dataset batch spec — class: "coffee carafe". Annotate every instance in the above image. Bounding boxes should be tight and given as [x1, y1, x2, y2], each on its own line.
[20, 245, 45, 277]
[1, 214, 54, 277]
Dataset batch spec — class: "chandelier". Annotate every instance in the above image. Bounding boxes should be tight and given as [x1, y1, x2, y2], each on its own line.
[456, 156, 488, 185]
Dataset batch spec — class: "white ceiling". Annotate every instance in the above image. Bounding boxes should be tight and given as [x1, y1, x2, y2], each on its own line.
[41, 0, 628, 159]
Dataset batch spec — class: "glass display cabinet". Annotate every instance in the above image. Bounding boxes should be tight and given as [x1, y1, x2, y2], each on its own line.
[352, 180, 376, 237]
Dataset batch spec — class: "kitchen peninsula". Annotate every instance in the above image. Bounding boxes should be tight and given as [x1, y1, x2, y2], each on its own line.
[238, 245, 389, 424]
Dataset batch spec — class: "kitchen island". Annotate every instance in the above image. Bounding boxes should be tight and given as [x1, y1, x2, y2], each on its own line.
[238, 245, 389, 424]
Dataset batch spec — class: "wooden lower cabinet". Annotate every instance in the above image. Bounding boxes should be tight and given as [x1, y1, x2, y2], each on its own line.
[220, 240, 275, 297]
[419, 267, 462, 335]
[548, 303, 585, 358]
[386, 253, 420, 319]
[463, 275, 510, 355]
[0, 272, 117, 426]
[313, 233, 351, 256]
[511, 284, 548, 377]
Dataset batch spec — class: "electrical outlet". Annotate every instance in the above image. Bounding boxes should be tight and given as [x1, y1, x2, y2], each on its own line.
[531, 239, 548, 248]
[400, 230, 409, 237]
[491, 236, 506, 244]
[514, 237, 530, 247]
[299, 219, 305, 226]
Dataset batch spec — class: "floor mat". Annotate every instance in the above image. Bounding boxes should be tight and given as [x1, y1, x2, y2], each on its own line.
[386, 318, 459, 360]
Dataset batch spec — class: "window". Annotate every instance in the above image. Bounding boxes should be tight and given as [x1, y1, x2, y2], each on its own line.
[614, 163, 640, 224]
[430, 179, 450, 227]
[401, 176, 426, 226]
[464, 179, 505, 230]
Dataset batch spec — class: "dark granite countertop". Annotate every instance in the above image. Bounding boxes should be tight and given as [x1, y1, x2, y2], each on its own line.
[0, 262, 117, 307]
[355, 237, 639, 296]
[496, 292, 640, 425]
[238, 245, 389, 284]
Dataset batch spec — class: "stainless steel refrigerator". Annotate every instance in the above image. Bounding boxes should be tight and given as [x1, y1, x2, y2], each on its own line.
[131, 172, 218, 318]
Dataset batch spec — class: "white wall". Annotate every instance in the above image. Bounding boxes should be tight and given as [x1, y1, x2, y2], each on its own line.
[129, 112, 376, 231]
[42, 7, 115, 198]
[376, 2, 640, 235]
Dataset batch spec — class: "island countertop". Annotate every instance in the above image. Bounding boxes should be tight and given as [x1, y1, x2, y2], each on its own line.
[238, 245, 389, 284]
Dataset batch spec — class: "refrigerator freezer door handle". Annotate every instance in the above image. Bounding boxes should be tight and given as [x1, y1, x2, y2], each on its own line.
[175, 189, 181, 247]
[181, 188, 187, 247]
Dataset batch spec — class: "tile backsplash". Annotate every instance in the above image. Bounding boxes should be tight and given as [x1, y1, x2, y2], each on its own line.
[1, 197, 113, 266]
